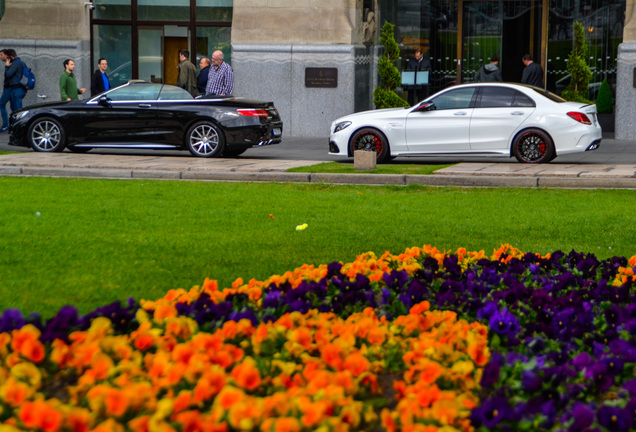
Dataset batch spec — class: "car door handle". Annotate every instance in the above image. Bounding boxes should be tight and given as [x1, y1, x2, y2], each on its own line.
[453, 111, 467, 116]
[511, 111, 525, 115]
[138, 104, 152, 108]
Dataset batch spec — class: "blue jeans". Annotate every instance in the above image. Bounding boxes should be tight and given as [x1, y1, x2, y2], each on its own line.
[10, 86, 26, 111]
[0, 88, 10, 128]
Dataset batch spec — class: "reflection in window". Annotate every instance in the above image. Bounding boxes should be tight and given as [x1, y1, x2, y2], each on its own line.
[94, 25, 132, 88]
[196, 26, 232, 65]
[107, 84, 161, 101]
[431, 88, 475, 110]
[197, 0, 232, 21]
[478, 87, 535, 108]
[138, 0, 189, 21]
[158, 85, 192, 100]
[94, 0, 131, 20]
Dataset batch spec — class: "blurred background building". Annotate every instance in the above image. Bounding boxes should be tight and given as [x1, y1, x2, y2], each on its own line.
[0, 0, 633, 137]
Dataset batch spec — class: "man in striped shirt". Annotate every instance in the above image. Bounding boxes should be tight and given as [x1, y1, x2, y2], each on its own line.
[205, 50, 234, 96]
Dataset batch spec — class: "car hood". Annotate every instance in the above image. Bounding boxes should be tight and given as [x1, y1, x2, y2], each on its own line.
[334, 106, 411, 123]
[14, 100, 83, 114]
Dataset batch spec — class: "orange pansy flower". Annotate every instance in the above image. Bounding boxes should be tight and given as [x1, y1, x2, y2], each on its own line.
[231, 357, 261, 391]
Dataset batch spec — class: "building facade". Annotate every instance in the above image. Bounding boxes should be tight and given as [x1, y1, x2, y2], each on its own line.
[0, 0, 634, 138]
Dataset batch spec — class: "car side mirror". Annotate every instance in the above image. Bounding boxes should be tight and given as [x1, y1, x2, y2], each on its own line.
[98, 96, 112, 107]
[416, 101, 435, 112]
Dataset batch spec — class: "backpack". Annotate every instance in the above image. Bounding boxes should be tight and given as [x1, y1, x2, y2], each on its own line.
[19, 60, 36, 90]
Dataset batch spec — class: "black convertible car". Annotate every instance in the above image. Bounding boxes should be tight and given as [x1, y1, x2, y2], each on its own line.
[8, 81, 283, 158]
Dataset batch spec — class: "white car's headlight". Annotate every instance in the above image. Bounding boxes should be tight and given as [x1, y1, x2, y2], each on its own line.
[333, 121, 351, 133]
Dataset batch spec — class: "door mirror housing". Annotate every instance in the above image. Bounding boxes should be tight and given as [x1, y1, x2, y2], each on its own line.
[416, 101, 435, 112]
[98, 96, 112, 107]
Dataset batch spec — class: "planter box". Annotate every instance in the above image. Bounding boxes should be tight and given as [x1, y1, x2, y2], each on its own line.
[597, 113, 615, 133]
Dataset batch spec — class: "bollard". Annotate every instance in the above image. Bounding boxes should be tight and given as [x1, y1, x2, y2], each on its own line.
[354, 150, 377, 171]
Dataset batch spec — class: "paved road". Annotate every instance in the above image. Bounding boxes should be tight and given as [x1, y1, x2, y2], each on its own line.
[1, 132, 635, 165]
[2, 131, 636, 189]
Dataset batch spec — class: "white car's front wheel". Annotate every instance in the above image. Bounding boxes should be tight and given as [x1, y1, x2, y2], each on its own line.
[350, 128, 390, 163]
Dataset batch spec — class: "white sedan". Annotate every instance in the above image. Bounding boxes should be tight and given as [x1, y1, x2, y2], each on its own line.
[328, 83, 602, 163]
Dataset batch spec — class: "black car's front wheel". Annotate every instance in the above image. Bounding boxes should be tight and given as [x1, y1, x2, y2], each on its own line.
[186, 121, 225, 158]
[513, 128, 554, 163]
[28, 117, 66, 153]
[350, 128, 389, 163]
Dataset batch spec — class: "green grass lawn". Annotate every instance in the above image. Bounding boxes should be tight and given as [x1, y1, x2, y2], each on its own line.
[1, 176, 635, 318]
[287, 162, 453, 175]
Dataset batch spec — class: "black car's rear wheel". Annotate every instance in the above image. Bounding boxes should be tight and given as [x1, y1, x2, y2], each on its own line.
[186, 121, 225, 158]
[350, 128, 389, 163]
[29, 117, 66, 153]
[513, 128, 554, 163]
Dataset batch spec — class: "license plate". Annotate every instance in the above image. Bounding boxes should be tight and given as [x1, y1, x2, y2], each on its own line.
[272, 128, 281, 136]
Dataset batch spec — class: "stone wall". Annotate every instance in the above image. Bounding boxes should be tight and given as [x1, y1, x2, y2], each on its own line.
[0, 0, 91, 106]
[232, 0, 376, 137]
[617, 0, 636, 139]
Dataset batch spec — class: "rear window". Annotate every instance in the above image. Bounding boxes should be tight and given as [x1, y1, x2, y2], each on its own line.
[478, 87, 535, 108]
[530, 87, 567, 103]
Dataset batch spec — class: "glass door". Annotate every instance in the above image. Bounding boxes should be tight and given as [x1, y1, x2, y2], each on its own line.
[459, 0, 545, 85]
[138, 27, 165, 84]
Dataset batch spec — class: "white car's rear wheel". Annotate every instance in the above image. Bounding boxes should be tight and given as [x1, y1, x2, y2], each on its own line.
[350, 128, 389, 163]
[513, 128, 554, 163]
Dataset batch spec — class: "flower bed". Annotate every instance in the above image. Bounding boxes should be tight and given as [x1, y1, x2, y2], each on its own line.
[1, 245, 635, 431]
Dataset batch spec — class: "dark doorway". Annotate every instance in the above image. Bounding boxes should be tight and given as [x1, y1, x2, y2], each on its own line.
[461, 1, 544, 85]
[501, 5, 531, 82]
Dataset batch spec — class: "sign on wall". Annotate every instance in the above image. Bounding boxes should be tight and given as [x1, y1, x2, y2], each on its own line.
[305, 67, 338, 88]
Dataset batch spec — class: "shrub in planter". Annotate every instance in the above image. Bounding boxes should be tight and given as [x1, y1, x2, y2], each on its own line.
[373, 22, 409, 109]
[596, 79, 614, 114]
[561, 21, 593, 104]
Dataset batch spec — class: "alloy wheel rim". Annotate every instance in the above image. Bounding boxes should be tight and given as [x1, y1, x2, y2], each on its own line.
[520, 133, 546, 162]
[356, 132, 382, 153]
[32, 121, 61, 150]
[190, 124, 219, 155]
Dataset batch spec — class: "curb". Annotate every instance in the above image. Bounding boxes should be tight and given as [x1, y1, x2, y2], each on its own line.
[2, 165, 636, 189]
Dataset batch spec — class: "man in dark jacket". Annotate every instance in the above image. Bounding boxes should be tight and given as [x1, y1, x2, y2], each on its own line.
[177, 49, 198, 96]
[1, 49, 26, 133]
[521, 54, 544, 87]
[474, 55, 503, 82]
[405, 48, 432, 105]
[91, 58, 111, 96]
[197, 57, 210, 95]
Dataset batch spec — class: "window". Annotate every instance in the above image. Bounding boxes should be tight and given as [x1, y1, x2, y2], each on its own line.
[159, 85, 192, 100]
[94, 0, 130, 20]
[478, 87, 535, 108]
[430, 87, 476, 110]
[93, 25, 132, 88]
[138, 0, 189, 21]
[197, 0, 232, 22]
[106, 84, 161, 101]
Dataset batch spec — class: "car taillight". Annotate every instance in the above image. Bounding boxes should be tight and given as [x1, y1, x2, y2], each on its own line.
[567, 111, 592, 125]
[237, 109, 269, 117]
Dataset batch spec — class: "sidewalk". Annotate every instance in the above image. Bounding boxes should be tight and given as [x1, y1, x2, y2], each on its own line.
[1, 133, 636, 189]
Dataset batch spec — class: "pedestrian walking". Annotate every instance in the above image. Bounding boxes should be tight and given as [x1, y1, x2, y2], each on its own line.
[205, 50, 234, 96]
[60, 59, 86, 101]
[474, 55, 503, 82]
[90, 58, 111, 97]
[197, 57, 210, 95]
[177, 49, 198, 96]
[521, 53, 544, 87]
[1, 49, 27, 132]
